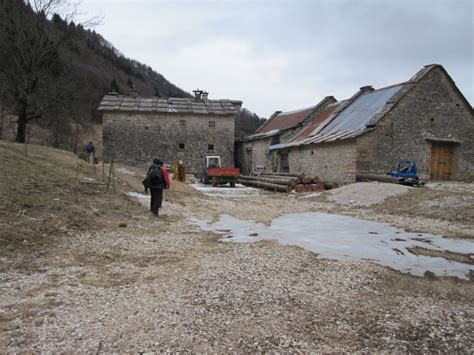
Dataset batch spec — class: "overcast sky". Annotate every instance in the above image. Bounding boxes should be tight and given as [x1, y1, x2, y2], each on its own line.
[80, 0, 473, 118]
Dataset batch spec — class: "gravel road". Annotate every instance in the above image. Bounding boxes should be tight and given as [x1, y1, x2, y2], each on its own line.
[1, 179, 473, 352]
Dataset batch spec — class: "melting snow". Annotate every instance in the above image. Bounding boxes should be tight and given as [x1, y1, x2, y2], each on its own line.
[190, 212, 474, 279]
[127, 192, 149, 207]
[116, 168, 137, 176]
[190, 183, 259, 198]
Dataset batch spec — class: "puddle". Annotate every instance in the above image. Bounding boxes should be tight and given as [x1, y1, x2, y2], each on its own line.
[190, 212, 474, 279]
[190, 183, 260, 199]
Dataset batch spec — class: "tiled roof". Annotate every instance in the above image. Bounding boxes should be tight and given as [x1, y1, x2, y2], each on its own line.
[255, 96, 337, 135]
[257, 105, 317, 133]
[98, 94, 241, 115]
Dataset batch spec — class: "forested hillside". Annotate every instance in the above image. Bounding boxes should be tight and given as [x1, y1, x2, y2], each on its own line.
[0, 0, 263, 149]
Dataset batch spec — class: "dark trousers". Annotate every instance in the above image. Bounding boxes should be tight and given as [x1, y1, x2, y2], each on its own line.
[150, 187, 163, 215]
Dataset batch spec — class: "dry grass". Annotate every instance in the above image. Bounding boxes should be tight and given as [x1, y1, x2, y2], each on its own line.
[0, 140, 144, 260]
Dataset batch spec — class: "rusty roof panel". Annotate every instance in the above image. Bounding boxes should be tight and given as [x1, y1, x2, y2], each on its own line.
[258, 105, 316, 133]
[289, 103, 341, 143]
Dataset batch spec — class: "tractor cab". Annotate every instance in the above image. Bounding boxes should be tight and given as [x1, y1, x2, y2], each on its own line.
[205, 156, 221, 169]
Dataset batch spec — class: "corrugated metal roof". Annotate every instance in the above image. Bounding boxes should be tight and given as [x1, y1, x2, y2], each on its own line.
[289, 103, 341, 142]
[270, 84, 405, 149]
[318, 84, 404, 135]
[98, 94, 240, 115]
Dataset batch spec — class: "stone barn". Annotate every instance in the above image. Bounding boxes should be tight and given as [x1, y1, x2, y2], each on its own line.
[98, 90, 242, 173]
[241, 64, 474, 183]
[236, 96, 336, 174]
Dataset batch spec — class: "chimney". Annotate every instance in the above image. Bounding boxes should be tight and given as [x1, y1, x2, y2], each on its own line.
[359, 85, 374, 93]
[202, 91, 209, 100]
[193, 89, 203, 100]
[130, 85, 139, 97]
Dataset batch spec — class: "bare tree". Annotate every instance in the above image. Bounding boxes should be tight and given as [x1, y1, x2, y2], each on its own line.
[0, 0, 100, 143]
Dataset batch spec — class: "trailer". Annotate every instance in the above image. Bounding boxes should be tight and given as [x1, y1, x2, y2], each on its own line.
[199, 156, 240, 187]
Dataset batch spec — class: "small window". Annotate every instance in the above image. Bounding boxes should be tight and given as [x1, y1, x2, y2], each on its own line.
[209, 120, 215, 128]
[178, 143, 185, 150]
[179, 120, 186, 126]
[208, 144, 215, 151]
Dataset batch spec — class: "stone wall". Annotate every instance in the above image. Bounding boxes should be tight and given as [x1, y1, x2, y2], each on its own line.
[240, 137, 272, 175]
[288, 141, 358, 184]
[356, 66, 474, 181]
[102, 111, 235, 173]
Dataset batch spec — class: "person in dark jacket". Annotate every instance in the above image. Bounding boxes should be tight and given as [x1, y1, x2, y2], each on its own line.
[85, 141, 95, 163]
[144, 159, 171, 216]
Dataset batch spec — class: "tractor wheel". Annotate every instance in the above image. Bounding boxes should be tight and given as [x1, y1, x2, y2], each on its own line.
[212, 178, 218, 187]
[230, 181, 236, 188]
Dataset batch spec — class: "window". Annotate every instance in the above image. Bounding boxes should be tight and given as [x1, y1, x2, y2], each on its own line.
[179, 120, 186, 126]
[271, 135, 280, 145]
[178, 143, 185, 150]
[208, 144, 215, 151]
[209, 120, 215, 128]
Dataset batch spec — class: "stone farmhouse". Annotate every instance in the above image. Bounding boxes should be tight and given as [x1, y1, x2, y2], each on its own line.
[98, 90, 242, 173]
[237, 64, 474, 183]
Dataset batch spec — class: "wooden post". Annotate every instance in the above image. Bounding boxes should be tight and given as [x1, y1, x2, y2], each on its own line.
[106, 160, 113, 192]
[112, 161, 116, 193]
[75, 165, 79, 203]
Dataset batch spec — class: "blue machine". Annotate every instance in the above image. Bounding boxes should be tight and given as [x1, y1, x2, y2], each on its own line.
[387, 160, 425, 186]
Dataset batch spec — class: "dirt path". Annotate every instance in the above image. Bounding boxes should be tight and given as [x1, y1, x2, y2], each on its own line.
[1, 173, 473, 352]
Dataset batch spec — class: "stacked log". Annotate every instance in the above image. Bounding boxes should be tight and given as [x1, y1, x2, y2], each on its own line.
[238, 174, 293, 192]
[239, 173, 337, 193]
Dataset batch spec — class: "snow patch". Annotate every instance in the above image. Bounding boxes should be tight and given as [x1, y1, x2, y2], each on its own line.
[127, 192, 149, 207]
[190, 183, 259, 199]
[190, 212, 474, 279]
[116, 168, 137, 176]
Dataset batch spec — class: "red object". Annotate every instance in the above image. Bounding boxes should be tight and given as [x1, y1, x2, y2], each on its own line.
[207, 168, 240, 177]
[161, 166, 171, 188]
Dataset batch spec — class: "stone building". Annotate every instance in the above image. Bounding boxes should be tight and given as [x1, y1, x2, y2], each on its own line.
[98, 90, 242, 173]
[236, 96, 336, 174]
[239, 64, 474, 183]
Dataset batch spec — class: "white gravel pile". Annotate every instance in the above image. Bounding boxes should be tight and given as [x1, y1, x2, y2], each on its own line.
[327, 182, 412, 206]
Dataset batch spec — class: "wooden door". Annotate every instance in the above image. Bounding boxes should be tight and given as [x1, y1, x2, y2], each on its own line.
[430, 142, 454, 180]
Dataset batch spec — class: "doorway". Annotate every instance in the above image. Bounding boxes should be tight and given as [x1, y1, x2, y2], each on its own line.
[430, 142, 455, 180]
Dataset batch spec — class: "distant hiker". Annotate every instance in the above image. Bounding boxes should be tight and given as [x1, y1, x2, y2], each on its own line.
[142, 159, 171, 217]
[85, 141, 95, 163]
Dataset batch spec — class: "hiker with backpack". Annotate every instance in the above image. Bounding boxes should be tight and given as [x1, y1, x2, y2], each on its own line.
[143, 159, 171, 217]
[85, 141, 95, 163]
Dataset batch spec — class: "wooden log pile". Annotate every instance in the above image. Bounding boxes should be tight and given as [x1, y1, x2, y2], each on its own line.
[239, 173, 339, 193]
